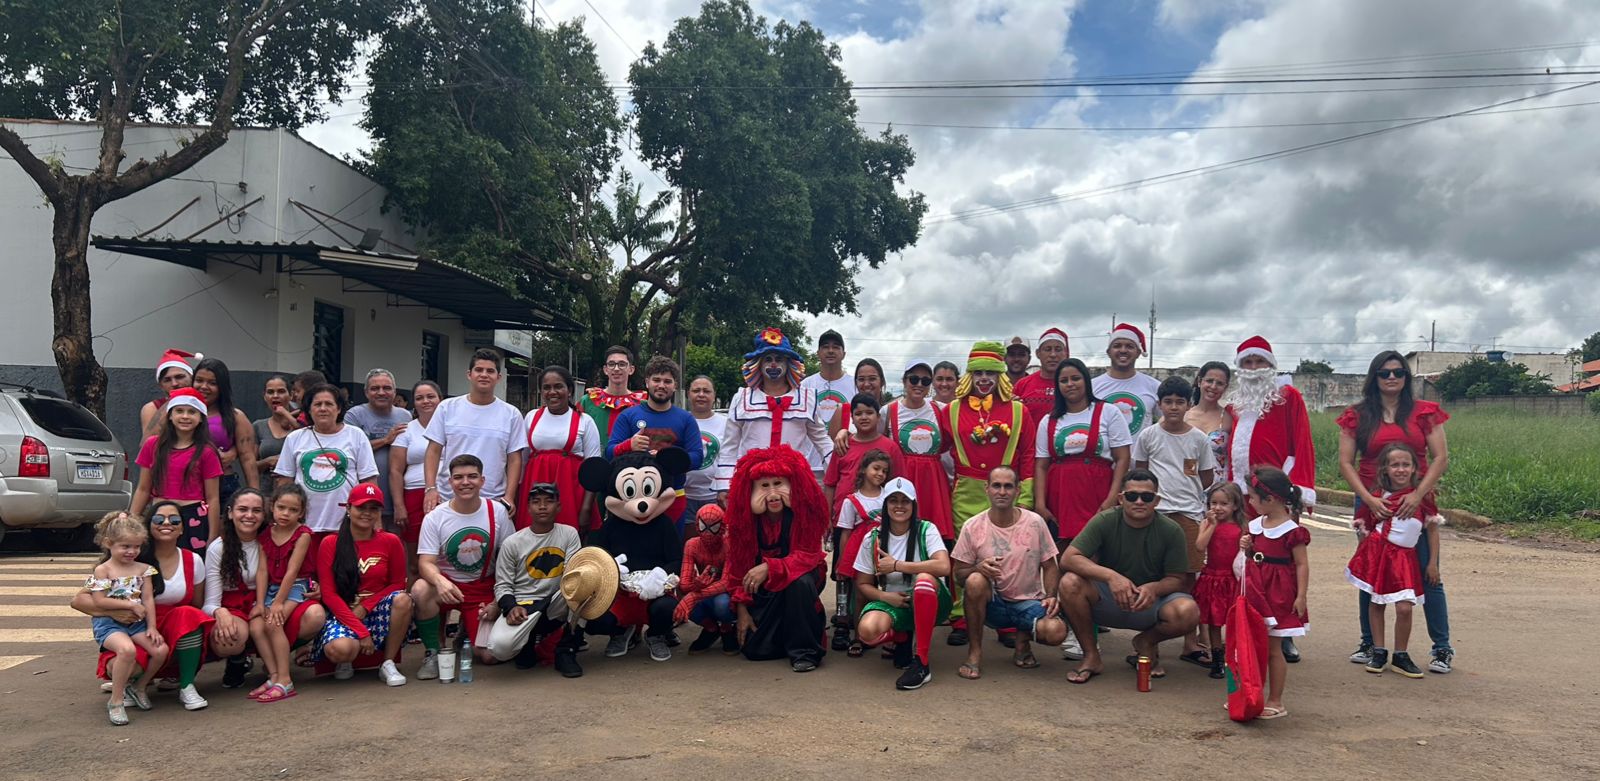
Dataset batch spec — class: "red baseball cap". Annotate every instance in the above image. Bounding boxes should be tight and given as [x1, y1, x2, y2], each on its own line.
[341, 483, 385, 508]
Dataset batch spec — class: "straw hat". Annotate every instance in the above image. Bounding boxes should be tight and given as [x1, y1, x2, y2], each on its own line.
[560, 547, 620, 621]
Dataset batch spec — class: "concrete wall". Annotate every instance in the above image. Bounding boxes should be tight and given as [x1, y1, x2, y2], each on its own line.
[1443, 394, 1593, 417]
[1407, 351, 1580, 385]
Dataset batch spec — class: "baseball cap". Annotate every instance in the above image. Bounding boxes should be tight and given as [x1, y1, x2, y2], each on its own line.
[1006, 337, 1030, 354]
[818, 329, 845, 348]
[902, 358, 932, 375]
[527, 482, 560, 499]
[883, 476, 918, 502]
[341, 483, 385, 508]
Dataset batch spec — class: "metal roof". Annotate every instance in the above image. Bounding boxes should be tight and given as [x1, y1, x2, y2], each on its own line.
[90, 236, 581, 333]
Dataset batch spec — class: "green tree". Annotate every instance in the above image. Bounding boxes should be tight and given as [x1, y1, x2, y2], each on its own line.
[629, 0, 926, 346]
[1295, 359, 1334, 375]
[0, 0, 392, 416]
[1581, 331, 1600, 364]
[1434, 358, 1554, 401]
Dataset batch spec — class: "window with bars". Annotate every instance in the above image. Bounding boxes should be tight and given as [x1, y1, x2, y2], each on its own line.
[313, 301, 345, 386]
[421, 330, 445, 394]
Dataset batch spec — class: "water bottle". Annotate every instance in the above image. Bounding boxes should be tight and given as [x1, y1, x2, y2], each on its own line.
[458, 637, 474, 684]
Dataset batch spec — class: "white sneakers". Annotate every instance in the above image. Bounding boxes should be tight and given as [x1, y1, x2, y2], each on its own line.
[177, 684, 209, 711]
[334, 662, 355, 680]
[416, 651, 439, 680]
[1060, 631, 1084, 661]
[378, 659, 407, 687]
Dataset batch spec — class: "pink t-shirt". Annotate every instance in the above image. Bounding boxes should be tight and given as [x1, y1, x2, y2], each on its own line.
[136, 436, 223, 501]
[950, 508, 1058, 601]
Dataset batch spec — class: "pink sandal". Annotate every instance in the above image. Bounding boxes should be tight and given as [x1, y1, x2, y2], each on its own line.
[256, 682, 296, 703]
[246, 681, 274, 700]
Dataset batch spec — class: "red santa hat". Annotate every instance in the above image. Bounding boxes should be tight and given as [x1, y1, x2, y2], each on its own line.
[156, 348, 201, 381]
[1108, 323, 1145, 352]
[164, 387, 208, 416]
[1236, 336, 1276, 368]
[1038, 327, 1069, 354]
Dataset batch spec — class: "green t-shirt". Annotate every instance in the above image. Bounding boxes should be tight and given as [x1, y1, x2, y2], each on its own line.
[1070, 508, 1188, 586]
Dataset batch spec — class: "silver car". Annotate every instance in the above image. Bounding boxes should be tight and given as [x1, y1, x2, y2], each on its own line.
[0, 384, 132, 549]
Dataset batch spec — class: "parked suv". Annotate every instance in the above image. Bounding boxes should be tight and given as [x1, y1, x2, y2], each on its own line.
[0, 384, 132, 549]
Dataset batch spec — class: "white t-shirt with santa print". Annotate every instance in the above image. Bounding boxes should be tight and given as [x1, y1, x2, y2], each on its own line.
[1035, 404, 1133, 460]
[884, 399, 945, 457]
[1092, 371, 1162, 436]
[683, 412, 728, 502]
[418, 498, 516, 584]
[274, 424, 380, 533]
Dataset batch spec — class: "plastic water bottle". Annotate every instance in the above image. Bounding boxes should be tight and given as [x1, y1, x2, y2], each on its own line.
[458, 638, 474, 684]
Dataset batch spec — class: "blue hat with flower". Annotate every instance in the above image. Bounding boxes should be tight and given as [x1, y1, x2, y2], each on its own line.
[743, 327, 803, 361]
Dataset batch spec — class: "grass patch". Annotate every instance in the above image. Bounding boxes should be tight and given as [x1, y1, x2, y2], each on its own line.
[1494, 518, 1600, 542]
[1310, 407, 1600, 524]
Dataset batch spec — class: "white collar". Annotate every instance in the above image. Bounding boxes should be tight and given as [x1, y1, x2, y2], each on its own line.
[1248, 516, 1300, 539]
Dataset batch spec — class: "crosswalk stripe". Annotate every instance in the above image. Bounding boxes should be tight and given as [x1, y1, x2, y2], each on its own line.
[0, 655, 42, 671]
[0, 586, 83, 597]
[0, 604, 83, 618]
[0, 628, 90, 643]
[0, 555, 98, 566]
[1302, 516, 1353, 533]
[0, 573, 86, 582]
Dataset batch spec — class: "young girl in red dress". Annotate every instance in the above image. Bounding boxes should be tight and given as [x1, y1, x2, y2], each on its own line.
[1194, 481, 1247, 679]
[1241, 466, 1310, 720]
[1345, 443, 1439, 679]
[833, 450, 893, 655]
[250, 484, 313, 701]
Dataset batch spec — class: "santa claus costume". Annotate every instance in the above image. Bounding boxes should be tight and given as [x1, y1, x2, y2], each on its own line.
[1244, 516, 1312, 637]
[515, 404, 603, 531]
[1012, 328, 1069, 424]
[1345, 488, 1437, 605]
[1226, 337, 1318, 509]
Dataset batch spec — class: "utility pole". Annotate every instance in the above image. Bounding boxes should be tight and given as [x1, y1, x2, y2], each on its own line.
[1430, 320, 1436, 351]
[1147, 285, 1157, 370]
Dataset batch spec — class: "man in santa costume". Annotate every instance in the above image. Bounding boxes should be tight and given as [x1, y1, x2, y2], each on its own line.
[1092, 323, 1162, 437]
[1225, 335, 1317, 662]
[945, 341, 1035, 645]
[714, 327, 835, 499]
[1012, 328, 1069, 424]
[722, 445, 830, 672]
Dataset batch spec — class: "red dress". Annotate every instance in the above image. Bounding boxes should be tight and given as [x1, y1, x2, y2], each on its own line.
[1243, 518, 1310, 637]
[1193, 522, 1243, 625]
[1042, 403, 1114, 540]
[1345, 488, 1432, 604]
[516, 407, 590, 531]
[884, 401, 955, 540]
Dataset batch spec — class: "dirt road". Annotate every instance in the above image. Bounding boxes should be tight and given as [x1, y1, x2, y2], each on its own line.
[3, 521, 1596, 780]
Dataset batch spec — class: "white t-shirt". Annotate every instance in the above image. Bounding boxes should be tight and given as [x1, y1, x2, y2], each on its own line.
[521, 406, 603, 459]
[1092, 371, 1162, 436]
[423, 396, 526, 497]
[202, 537, 260, 616]
[884, 400, 945, 456]
[419, 498, 516, 584]
[836, 490, 885, 531]
[853, 520, 946, 593]
[1035, 404, 1133, 459]
[801, 372, 857, 464]
[274, 425, 380, 533]
[393, 423, 430, 490]
[1132, 425, 1217, 517]
[683, 412, 728, 501]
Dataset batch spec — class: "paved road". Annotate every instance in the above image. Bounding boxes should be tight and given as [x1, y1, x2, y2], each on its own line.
[3, 520, 1597, 780]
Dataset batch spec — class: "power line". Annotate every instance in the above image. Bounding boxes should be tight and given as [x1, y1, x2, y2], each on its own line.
[580, 0, 638, 57]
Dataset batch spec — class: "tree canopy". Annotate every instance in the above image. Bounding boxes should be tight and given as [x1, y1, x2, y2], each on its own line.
[1295, 359, 1334, 375]
[1581, 331, 1600, 364]
[1433, 357, 1554, 401]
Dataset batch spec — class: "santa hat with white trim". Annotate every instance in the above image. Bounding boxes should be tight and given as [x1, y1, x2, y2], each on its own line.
[1039, 327, 1069, 357]
[164, 387, 208, 416]
[1108, 323, 1145, 352]
[156, 348, 201, 381]
[1235, 336, 1276, 368]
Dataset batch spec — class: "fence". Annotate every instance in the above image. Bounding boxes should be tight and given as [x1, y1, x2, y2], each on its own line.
[1443, 394, 1592, 416]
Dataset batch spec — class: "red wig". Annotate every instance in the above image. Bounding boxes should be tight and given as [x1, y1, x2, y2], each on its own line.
[722, 446, 828, 598]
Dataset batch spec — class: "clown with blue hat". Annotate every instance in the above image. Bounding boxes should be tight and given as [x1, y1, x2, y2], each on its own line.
[713, 327, 836, 493]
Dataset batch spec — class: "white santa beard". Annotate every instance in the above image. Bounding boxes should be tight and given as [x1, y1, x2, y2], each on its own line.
[1223, 369, 1281, 419]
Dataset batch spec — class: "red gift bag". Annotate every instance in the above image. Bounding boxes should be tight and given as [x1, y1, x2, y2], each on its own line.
[1225, 594, 1269, 723]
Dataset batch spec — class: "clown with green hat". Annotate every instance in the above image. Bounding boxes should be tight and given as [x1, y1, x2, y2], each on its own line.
[944, 341, 1036, 644]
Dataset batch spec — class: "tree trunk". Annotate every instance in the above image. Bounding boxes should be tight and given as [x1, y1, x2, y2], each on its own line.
[50, 184, 108, 418]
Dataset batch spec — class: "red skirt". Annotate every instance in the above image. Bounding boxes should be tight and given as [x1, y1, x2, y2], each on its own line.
[1193, 569, 1239, 625]
[402, 488, 427, 544]
[517, 451, 588, 531]
[1045, 457, 1114, 539]
[836, 521, 880, 581]
[900, 454, 954, 540]
[1346, 533, 1424, 605]
[95, 603, 213, 681]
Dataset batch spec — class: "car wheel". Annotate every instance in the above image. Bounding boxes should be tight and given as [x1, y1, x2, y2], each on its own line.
[46, 525, 95, 552]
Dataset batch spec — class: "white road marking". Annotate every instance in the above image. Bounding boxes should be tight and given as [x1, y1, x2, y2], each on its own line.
[0, 573, 87, 582]
[0, 604, 83, 618]
[0, 628, 90, 643]
[0, 655, 41, 671]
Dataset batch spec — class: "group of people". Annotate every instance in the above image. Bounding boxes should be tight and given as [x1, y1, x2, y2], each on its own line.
[74, 325, 1456, 726]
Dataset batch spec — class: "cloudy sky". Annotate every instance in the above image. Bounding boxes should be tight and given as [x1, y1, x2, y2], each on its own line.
[302, 0, 1600, 377]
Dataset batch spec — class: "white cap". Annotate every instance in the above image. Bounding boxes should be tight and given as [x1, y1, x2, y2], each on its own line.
[902, 359, 932, 375]
[883, 476, 917, 502]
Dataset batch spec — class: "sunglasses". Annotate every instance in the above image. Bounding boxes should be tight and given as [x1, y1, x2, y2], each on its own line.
[1121, 491, 1158, 504]
[1375, 369, 1408, 379]
[150, 514, 183, 525]
[904, 375, 932, 387]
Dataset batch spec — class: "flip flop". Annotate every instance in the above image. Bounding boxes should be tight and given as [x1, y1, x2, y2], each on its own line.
[257, 683, 297, 703]
[958, 662, 982, 680]
[1179, 650, 1211, 667]
[247, 681, 274, 700]
[1066, 667, 1100, 684]
[847, 640, 865, 658]
[1125, 654, 1166, 678]
[1013, 651, 1040, 669]
[1258, 706, 1289, 720]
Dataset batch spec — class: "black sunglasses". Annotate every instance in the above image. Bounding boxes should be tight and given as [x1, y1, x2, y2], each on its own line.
[1375, 369, 1408, 379]
[1121, 491, 1158, 504]
[904, 375, 932, 387]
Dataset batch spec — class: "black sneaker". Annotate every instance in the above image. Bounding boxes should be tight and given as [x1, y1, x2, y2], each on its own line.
[689, 628, 720, 653]
[895, 658, 932, 690]
[1281, 637, 1301, 663]
[946, 628, 969, 647]
[831, 626, 851, 652]
[998, 629, 1017, 649]
[665, 630, 681, 648]
[222, 655, 251, 688]
[893, 641, 913, 670]
[1349, 642, 1374, 665]
[1366, 647, 1389, 674]
[1209, 642, 1226, 680]
[721, 629, 741, 656]
[791, 658, 818, 673]
[1428, 648, 1454, 674]
[554, 650, 584, 678]
[1391, 652, 1424, 678]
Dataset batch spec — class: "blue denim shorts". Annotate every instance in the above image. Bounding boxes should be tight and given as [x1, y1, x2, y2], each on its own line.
[265, 579, 309, 607]
[92, 616, 147, 647]
[983, 596, 1047, 632]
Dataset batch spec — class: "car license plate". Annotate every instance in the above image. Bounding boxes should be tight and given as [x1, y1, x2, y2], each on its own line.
[76, 464, 105, 482]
